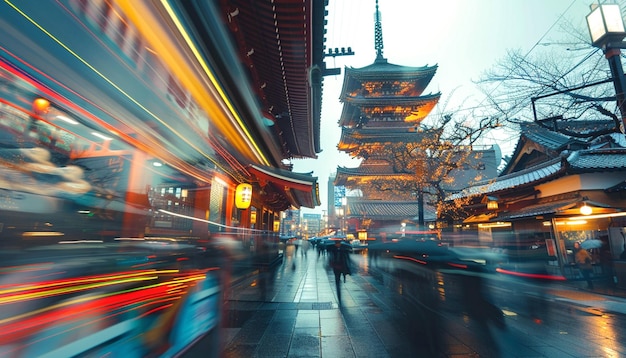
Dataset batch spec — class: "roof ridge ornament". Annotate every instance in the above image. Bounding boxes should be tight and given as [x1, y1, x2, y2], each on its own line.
[374, 0, 386, 63]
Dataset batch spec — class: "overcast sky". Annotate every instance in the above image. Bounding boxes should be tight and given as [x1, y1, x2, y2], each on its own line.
[292, 0, 595, 215]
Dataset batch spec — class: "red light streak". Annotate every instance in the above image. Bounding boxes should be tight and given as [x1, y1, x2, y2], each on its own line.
[393, 255, 427, 265]
[496, 268, 566, 281]
[447, 262, 468, 269]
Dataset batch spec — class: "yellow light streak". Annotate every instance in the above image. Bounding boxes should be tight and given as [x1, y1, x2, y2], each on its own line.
[159, 0, 269, 164]
[0, 276, 158, 305]
[0, 270, 178, 296]
[4, 0, 241, 177]
[114, 0, 270, 165]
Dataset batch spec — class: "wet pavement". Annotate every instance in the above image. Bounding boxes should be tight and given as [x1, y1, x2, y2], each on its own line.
[219, 249, 626, 357]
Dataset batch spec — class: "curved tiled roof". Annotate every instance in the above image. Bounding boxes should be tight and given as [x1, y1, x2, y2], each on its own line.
[218, 0, 326, 160]
[343, 93, 441, 106]
[447, 157, 565, 200]
[345, 61, 437, 79]
[566, 148, 626, 171]
[447, 147, 626, 201]
[338, 127, 427, 152]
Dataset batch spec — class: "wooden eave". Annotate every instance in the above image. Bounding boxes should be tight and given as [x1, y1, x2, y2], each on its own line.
[217, 0, 326, 160]
[337, 126, 426, 152]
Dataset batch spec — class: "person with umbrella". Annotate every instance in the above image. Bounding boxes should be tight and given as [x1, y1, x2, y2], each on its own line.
[327, 239, 352, 303]
[574, 241, 594, 289]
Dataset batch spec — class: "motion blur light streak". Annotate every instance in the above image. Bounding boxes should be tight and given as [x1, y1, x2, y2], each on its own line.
[495, 267, 567, 281]
[447, 262, 468, 269]
[158, 0, 270, 165]
[21, 232, 64, 237]
[394, 255, 428, 265]
[0, 269, 179, 302]
[0, 10, 238, 182]
[114, 0, 270, 166]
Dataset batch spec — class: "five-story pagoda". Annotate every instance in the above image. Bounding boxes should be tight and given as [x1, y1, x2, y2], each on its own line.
[334, 0, 441, 235]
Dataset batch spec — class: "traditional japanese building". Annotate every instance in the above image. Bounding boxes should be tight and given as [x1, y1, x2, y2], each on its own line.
[443, 120, 626, 287]
[334, 0, 441, 237]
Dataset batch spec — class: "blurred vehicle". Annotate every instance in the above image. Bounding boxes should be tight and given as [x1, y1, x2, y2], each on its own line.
[0, 240, 222, 357]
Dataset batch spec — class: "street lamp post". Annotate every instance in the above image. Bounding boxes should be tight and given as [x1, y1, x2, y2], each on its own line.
[586, 3, 626, 133]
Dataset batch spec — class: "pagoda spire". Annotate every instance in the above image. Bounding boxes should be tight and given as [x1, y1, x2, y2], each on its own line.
[374, 0, 386, 63]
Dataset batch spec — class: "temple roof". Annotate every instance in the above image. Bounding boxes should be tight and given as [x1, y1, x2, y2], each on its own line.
[344, 62, 438, 79]
[343, 93, 441, 106]
[215, 0, 327, 160]
[339, 93, 440, 127]
[501, 120, 615, 175]
[447, 148, 626, 201]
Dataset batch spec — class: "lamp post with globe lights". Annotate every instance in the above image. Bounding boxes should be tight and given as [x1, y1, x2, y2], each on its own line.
[586, 3, 626, 133]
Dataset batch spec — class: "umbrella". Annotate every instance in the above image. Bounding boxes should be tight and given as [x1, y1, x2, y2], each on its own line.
[323, 237, 352, 251]
[580, 239, 603, 249]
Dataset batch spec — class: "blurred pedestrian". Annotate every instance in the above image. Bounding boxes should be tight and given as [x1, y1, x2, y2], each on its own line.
[293, 238, 301, 256]
[328, 240, 351, 293]
[574, 241, 594, 289]
[300, 238, 310, 257]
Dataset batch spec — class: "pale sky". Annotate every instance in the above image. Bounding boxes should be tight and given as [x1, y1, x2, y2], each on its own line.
[292, 0, 595, 215]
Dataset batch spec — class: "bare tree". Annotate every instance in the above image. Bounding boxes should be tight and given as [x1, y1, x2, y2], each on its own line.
[476, 32, 622, 137]
[360, 111, 501, 227]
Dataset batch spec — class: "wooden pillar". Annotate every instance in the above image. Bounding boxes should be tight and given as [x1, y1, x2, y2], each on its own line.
[192, 186, 211, 238]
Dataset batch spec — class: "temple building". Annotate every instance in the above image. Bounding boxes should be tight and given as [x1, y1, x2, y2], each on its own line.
[333, 1, 499, 240]
[334, 0, 441, 238]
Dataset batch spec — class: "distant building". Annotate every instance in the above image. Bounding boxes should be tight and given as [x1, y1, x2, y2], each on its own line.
[302, 213, 322, 238]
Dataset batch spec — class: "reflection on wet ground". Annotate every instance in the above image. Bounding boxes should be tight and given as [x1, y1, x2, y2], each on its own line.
[218, 246, 626, 358]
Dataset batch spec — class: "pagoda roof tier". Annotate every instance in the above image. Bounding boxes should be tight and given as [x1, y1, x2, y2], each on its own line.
[344, 61, 437, 81]
[340, 62, 437, 100]
[335, 165, 412, 186]
[337, 127, 426, 153]
[339, 93, 440, 126]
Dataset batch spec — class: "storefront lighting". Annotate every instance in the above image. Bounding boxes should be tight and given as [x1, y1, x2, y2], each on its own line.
[555, 220, 588, 226]
[568, 211, 626, 221]
[214, 176, 228, 187]
[580, 203, 593, 215]
[579, 203, 593, 215]
[477, 222, 511, 228]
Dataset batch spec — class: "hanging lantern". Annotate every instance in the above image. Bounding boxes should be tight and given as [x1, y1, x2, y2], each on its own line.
[235, 183, 252, 209]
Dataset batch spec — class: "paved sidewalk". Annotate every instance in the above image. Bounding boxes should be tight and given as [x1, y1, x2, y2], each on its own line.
[221, 251, 419, 357]
[219, 250, 626, 357]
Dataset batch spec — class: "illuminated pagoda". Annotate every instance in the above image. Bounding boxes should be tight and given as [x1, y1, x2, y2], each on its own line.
[334, 0, 440, 236]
